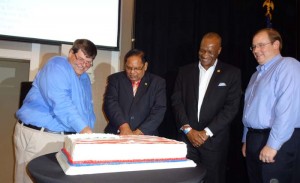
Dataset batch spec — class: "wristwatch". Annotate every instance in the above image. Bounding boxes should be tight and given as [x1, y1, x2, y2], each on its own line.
[182, 126, 192, 135]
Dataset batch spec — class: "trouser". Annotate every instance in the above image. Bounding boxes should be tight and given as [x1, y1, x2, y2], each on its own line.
[179, 132, 228, 183]
[246, 128, 300, 183]
[13, 122, 66, 183]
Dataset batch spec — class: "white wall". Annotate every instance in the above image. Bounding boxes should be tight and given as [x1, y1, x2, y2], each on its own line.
[0, 1, 134, 182]
[0, 0, 134, 132]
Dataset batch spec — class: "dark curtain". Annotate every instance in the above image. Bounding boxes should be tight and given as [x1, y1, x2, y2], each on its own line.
[134, 0, 299, 182]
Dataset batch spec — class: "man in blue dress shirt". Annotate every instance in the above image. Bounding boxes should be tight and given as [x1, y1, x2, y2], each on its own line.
[242, 28, 300, 183]
[14, 39, 97, 183]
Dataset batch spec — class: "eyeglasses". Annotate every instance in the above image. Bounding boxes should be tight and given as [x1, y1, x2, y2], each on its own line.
[250, 42, 273, 51]
[125, 64, 145, 72]
[74, 53, 93, 67]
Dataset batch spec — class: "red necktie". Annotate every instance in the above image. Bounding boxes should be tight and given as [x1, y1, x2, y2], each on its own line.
[132, 81, 139, 96]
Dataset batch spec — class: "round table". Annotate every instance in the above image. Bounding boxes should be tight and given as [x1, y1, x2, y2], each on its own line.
[27, 153, 206, 183]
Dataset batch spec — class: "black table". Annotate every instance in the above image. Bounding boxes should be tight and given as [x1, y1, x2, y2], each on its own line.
[27, 153, 206, 183]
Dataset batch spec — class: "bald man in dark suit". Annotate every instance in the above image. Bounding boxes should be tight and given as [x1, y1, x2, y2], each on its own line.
[172, 32, 241, 183]
[104, 49, 166, 136]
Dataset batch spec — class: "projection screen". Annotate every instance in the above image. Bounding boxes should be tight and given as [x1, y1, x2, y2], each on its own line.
[0, 0, 120, 50]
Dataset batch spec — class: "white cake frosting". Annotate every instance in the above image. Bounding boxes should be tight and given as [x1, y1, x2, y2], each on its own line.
[56, 133, 196, 175]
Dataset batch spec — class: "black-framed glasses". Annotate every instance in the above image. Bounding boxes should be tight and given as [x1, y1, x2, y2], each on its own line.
[250, 42, 273, 51]
[125, 64, 145, 72]
[74, 53, 93, 67]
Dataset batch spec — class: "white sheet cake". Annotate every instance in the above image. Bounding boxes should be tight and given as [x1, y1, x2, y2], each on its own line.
[56, 133, 196, 175]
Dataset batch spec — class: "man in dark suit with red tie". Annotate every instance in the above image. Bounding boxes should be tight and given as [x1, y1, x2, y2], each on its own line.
[104, 49, 166, 135]
[171, 32, 242, 183]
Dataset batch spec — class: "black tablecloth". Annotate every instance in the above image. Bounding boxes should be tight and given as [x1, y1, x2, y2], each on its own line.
[27, 153, 206, 183]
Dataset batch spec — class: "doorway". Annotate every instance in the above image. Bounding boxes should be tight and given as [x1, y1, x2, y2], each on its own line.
[0, 58, 30, 183]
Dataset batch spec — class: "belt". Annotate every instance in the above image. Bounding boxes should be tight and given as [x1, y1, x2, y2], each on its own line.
[18, 120, 76, 135]
[247, 127, 271, 133]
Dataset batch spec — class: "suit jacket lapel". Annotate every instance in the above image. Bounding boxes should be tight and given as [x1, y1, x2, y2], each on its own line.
[134, 72, 149, 99]
[122, 72, 134, 98]
[203, 61, 223, 100]
[192, 63, 200, 102]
